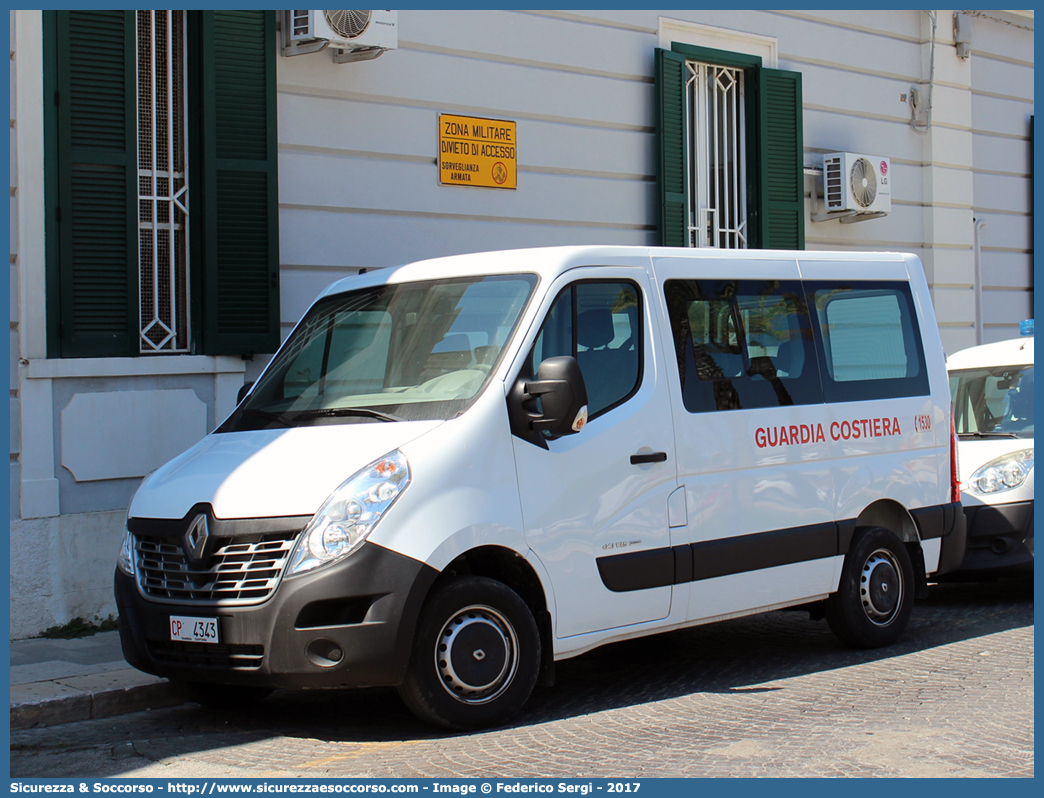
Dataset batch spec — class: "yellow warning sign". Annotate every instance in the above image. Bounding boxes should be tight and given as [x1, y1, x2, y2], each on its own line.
[438, 114, 517, 189]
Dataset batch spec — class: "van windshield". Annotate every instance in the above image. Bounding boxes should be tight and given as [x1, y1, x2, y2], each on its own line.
[950, 364, 1034, 439]
[221, 274, 537, 431]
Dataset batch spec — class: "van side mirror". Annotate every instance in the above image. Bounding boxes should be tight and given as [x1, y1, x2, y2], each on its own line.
[508, 356, 589, 449]
[237, 382, 255, 405]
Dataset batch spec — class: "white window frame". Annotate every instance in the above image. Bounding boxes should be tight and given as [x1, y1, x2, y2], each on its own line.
[657, 17, 778, 67]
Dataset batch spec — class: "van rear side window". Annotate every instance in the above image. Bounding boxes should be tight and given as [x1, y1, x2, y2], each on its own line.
[809, 283, 928, 402]
[664, 279, 822, 413]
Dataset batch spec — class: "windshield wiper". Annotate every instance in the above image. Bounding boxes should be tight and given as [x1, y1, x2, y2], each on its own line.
[240, 408, 293, 427]
[958, 431, 1021, 439]
[292, 407, 406, 423]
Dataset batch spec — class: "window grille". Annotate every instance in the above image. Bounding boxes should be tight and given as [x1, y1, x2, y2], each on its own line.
[137, 11, 190, 352]
[686, 62, 748, 249]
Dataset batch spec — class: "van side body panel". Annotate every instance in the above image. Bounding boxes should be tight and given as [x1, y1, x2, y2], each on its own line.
[548, 249, 958, 660]
[650, 254, 840, 622]
[509, 264, 682, 639]
[802, 255, 945, 575]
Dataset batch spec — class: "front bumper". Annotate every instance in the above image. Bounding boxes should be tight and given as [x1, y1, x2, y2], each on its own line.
[956, 500, 1034, 574]
[115, 541, 439, 690]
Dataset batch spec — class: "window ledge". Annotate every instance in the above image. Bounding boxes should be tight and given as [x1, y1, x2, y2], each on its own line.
[25, 355, 246, 380]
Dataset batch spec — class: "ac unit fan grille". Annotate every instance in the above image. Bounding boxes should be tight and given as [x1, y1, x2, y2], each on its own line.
[850, 157, 878, 208]
[325, 10, 372, 39]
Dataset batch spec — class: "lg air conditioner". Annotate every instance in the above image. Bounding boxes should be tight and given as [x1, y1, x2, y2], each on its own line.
[282, 10, 398, 62]
[823, 152, 892, 215]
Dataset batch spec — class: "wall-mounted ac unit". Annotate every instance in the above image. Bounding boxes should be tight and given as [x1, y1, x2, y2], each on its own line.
[823, 152, 891, 215]
[282, 10, 398, 62]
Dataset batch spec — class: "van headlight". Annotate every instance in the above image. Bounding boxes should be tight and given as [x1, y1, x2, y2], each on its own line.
[967, 449, 1034, 494]
[287, 449, 411, 576]
[117, 527, 136, 577]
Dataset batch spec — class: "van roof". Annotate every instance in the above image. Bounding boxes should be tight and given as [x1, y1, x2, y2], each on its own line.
[947, 335, 1034, 370]
[319, 246, 913, 299]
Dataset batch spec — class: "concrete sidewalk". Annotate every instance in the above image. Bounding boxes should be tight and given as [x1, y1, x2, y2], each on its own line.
[10, 631, 188, 730]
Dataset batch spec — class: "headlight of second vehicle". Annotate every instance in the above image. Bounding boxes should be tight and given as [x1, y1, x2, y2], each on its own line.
[967, 449, 1034, 494]
[287, 449, 411, 576]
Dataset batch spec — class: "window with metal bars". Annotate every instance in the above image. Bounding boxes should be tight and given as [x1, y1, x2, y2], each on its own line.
[137, 11, 190, 353]
[44, 10, 280, 359]
[686, 62, 748, 249]
[656, 45, 805, 252]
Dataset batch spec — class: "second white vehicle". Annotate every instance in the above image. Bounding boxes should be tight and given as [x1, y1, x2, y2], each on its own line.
[948, 326, 1034, 574]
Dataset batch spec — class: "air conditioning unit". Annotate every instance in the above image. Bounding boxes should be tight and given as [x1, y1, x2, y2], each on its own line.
[822, 152, 891, 215]
[282, 10, 398, 62]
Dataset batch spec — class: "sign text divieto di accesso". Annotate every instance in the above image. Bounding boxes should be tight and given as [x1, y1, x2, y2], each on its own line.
[439, 113, 517, 189]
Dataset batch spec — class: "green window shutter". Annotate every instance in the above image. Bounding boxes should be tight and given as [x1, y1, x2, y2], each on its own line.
[656, 49, 689, 247]
[50, 11, 138, 358]
[757, 68, 805, 250]
[198, 11, 280, 356]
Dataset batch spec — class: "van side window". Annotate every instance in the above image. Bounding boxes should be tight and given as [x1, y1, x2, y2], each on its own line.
[808, 283, 929, 402]
[530, 281, 642, 419]
[664, 279, 822, 412]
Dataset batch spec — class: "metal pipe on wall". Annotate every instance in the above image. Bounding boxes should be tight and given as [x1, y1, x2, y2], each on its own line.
[973, 217, 987, 345]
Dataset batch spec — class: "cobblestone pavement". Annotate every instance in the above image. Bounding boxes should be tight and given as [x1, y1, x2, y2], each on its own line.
[10, 578, 1033, 778]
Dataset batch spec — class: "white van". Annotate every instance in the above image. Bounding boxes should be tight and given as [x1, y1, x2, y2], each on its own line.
[115, 246, 965, 730]
[947, 328, 1034, 574]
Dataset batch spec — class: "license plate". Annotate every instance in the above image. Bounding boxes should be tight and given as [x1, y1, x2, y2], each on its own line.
[170, 615, 219, 643]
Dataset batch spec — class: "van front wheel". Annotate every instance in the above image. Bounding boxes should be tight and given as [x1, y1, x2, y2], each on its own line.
[397, 576, 540, 730]
[825, 527, 915, 648]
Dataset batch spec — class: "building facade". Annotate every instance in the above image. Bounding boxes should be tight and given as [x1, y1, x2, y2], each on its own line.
[9, 9, 1034, 637]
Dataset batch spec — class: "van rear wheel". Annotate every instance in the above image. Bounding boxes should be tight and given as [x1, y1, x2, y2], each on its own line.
[825, 527, 914, 648]
[397, 576, 540, 731]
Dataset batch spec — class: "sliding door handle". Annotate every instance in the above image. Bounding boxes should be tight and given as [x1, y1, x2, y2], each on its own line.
[630, 451, 667, 465]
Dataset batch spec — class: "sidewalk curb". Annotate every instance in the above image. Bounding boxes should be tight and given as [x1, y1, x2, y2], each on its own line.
[11, 671, 189, 730]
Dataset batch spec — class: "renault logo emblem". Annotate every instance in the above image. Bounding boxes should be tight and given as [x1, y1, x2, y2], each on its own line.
[184, 514, 209, 561]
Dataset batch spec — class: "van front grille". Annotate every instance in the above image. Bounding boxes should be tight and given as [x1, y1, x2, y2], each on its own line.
[135, 531, 298, 606]
[148, 640, 264, 670]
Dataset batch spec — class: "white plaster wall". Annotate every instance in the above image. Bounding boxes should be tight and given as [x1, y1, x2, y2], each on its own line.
[273, 9, 1031, 305]
[970, 17, 1033, 344]
[10, 517, 59, 639]
[10, 511, 124, 639]
[60, 390, 208, 482]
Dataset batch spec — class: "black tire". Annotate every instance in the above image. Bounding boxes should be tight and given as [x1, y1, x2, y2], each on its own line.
[177, 680, 274, 709]
[825, 527, 915, 648]
[397, 576, 540, 731]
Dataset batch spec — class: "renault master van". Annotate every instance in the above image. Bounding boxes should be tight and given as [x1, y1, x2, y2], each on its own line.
[947, 327, 1033, 573]
[115, 246, 965, 730]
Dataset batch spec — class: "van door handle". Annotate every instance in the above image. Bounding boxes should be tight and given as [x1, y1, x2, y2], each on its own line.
[630, 452, 667, 465]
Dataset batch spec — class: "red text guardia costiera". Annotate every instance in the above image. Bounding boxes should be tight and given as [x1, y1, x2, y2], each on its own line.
[755, 417, 903, 448]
